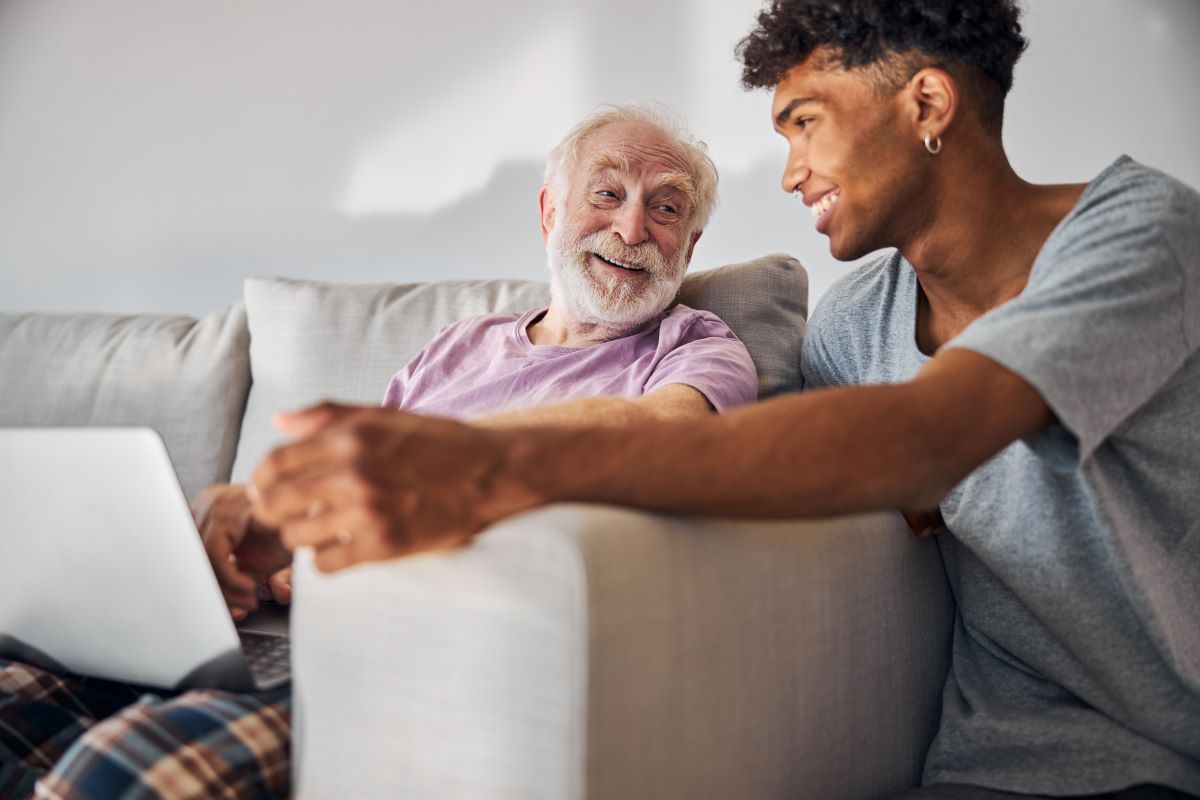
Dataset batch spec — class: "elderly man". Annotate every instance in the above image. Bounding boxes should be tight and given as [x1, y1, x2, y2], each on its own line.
[0, 104, 756, 800]
[247, 1, 1200, 799]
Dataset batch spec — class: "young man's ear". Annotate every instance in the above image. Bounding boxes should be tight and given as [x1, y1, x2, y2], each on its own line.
[906, 67, 958, 142]
[539, 185, 556, 244]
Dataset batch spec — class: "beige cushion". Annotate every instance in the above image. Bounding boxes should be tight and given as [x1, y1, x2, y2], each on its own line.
[0, 306, 250, 501]
[231, 254, 807, 482]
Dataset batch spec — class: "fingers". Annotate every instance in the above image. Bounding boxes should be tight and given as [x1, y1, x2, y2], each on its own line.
[312, 538, 369, 574]
[278, 500, 377, 550]
[251, 466, 365, 532]
[207, 542, 258, 619]
[267, 567, 293, 605]
[194, 483, 262, 616]
[310, 521, 467, 573]
[272, 401, 361, 439]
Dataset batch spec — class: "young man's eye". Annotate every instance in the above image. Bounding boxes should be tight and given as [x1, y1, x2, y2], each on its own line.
[795, 117, 814, 129]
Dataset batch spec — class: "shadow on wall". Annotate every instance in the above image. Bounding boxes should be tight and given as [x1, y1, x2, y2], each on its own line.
[0, 0, 778, 316]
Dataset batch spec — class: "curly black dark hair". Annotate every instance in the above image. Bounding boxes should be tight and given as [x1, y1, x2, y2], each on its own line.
[737, 0, 1027, 132]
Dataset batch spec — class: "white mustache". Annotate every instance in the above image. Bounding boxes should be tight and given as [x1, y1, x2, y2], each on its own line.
[570, 232, 668, 273]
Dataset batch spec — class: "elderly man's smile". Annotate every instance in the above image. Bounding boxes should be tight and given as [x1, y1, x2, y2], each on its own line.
[590, 252, 647, 273]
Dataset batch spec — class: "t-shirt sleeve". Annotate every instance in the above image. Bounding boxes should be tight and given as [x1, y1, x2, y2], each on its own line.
[380, 318, 469, 409]
[380, 347, 426, 409]
[799, 290, 852, 390]
[944, 167, 1200, 461]
[643, 308, 759, 412]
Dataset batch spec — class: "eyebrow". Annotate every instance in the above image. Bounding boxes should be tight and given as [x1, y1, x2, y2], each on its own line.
[774, 96, 822, 128]
[587, 151, 697, 208]
[588, 150, 631, 175]
[655, 170, 697, 208]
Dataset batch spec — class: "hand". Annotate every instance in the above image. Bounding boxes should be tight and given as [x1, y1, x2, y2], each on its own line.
[247, 403, 539, 573]
[191, 483, 292, 619]
[901, 507, 947, 538]
[265, 566, 293, 605]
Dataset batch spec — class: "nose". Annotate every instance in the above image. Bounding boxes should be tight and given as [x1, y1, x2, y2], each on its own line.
[611, 202, 650, 246]
[780, 140, 811, 195]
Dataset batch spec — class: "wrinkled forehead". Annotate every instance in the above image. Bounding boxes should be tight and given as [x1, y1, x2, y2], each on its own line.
[572, 121, 694, 187]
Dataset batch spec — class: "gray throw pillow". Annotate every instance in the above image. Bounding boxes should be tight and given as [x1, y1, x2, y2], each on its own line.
[231, 255, 807, 482]
[0, 305, 251, 502]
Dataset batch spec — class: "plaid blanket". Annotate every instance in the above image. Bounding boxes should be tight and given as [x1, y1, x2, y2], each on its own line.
[0, 659, 290, 799]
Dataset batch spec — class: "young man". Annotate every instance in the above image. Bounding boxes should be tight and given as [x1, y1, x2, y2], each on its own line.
[246, 2, 1200, 798]
[0, 104, 757, 799]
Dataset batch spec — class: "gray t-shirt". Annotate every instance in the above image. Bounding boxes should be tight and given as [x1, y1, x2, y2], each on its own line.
[802, 156, 1200, 795]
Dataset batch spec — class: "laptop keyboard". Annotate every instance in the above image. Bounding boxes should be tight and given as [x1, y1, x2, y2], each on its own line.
[239, 631, 291, 688]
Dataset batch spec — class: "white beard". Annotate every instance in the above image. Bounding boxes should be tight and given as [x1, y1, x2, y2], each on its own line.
[546, 225, 689, 334]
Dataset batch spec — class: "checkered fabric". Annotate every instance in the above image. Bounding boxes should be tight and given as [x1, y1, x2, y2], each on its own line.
[0, 659, 291, 800]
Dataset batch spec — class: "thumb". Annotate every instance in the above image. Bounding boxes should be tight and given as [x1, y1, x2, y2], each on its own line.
[273, 402, 359, 438]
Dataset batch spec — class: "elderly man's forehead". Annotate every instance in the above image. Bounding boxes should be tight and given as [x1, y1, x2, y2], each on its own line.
[577, 121, 692, 178]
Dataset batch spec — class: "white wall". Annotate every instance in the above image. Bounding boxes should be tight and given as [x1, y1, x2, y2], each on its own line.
[0, 0, 1197, 315]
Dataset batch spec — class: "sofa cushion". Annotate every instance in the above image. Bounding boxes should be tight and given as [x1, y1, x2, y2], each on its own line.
[231, 254, 807, 482]
[0, 305, 250, 502]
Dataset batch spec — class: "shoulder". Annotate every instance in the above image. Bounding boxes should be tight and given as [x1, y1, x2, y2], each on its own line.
[657, 303, 741, 341]
[1055, 157, 1200, 257]
[1078, 156, 1200, 215]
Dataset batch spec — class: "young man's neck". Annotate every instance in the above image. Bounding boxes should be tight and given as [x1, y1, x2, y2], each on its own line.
[901, 140, 1086, 331]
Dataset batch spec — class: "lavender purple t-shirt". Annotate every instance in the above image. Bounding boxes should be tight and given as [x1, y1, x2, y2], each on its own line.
[382, 304, 758, 418]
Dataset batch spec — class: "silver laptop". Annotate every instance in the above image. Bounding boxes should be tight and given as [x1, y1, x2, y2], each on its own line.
[0, 426, 290, 691]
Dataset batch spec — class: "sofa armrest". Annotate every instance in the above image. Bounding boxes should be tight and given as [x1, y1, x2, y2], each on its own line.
[291, 505, 953, 800]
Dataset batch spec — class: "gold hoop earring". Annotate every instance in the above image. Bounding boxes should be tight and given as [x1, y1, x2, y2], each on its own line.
[924, 134, 943, 155]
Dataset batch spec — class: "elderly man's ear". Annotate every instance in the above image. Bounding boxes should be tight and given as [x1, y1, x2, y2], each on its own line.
[685, 229, 702, 266]
[539, 185, 556, 244]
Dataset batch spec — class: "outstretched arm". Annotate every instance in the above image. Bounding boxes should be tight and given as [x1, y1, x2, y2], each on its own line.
[248, 348, 1053, 571]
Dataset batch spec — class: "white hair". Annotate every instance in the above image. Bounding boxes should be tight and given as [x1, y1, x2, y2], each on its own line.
[543, 102, 719, 231]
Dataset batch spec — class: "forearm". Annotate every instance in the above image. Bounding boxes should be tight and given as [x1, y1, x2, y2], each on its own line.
[473, 388, 711, 429]
[496, 351, 1050, 520]
[476, 397, 640, 428]
[497, 384, 951, 519]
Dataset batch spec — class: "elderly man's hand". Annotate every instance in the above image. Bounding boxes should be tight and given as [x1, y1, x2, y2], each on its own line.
[191, 483, 293, 619]
[247, 403, 538, 572]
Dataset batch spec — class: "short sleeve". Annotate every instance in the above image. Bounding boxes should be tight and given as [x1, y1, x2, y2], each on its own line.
[643, 309, 759, 412]
[800, 297, 849, 390]
[945, 164, 1200, 460]
[380, 318, 465, 409]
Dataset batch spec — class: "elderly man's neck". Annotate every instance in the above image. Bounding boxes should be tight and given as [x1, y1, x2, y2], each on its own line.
[529, 303, 650, 348]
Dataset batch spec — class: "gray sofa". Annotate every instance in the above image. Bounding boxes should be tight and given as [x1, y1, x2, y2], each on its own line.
[0, 254, 954, 799]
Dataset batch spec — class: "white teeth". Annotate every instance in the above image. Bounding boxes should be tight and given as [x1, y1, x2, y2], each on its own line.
[809, 190, 841, 219]
[596, 253, 643, 271]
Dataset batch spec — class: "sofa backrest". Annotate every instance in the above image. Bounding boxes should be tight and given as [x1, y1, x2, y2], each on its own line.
[0, 306, 250, 501]
[230, 254, 807, 484]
